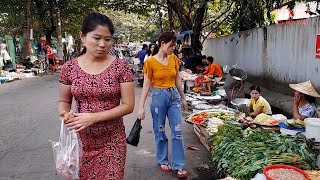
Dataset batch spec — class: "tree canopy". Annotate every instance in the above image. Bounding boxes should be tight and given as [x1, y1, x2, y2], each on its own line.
[0, 0, 318, 53]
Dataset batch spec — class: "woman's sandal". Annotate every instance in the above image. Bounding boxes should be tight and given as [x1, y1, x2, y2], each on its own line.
[174, 169, 188, 179]
[158, 163, 172, 172]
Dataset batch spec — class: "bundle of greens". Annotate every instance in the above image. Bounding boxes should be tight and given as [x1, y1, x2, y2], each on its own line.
[209, 122, 318, 180]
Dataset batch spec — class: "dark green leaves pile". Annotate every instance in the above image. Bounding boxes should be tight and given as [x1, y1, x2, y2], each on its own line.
[209, 122, 318, 180]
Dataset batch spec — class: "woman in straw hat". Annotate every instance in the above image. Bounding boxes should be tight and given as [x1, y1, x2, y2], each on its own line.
[289, 80, 320, 120]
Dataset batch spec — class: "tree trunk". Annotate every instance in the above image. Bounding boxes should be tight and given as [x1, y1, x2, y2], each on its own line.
[45, 16, 56, 45]
[167, 0, 192, 31]
[191, 0, 207, 52]
[167, 0, 207, 52]
[56, 10, 63, 62]
[34, 0, 56, 45]
[167, 0, 174, 31]
[158, 6, 163, 32]
[21, 0, 32, 61]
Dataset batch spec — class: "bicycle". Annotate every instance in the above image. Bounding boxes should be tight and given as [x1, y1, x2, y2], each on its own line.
[36, 55, 49, 76]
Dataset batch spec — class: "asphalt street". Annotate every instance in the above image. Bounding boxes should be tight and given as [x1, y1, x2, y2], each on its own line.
[0, 74, 216, 180]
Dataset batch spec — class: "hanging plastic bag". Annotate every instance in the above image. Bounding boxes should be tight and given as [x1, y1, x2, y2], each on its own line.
[126, 118, 142, 147]
[49, 119, 82, 180]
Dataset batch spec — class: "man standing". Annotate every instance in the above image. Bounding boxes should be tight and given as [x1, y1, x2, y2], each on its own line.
[137, 44, 148, 65]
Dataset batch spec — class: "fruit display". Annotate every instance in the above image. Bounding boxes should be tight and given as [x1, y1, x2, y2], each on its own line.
[210, 112, 235, 121]
[237, 116, 257, 128]
[191, 111, 235, 126]
[191, 112, 209, 125]
[286, 119, 305, 129]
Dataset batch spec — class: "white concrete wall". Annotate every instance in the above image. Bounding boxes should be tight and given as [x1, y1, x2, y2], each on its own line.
[202, 17, 320, 92]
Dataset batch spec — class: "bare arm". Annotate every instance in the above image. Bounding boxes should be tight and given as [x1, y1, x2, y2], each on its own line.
[293, 104, 305, 120]
[94, 82, 135, 122]
[249, 106, 263, 117]
[58, 83, 73, 116]
[139, 74, 152, 109]
[175, 73, 186, 101]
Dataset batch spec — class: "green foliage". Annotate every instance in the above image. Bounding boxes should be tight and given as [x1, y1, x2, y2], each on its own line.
[0, 0, 25, 36]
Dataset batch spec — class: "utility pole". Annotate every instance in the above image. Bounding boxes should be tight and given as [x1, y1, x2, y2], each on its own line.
[56, 10, 63, 63]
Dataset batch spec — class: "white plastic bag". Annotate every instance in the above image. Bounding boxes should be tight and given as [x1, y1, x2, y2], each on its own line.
[49, 120, 82, 180]
[251, 173, 266, 180]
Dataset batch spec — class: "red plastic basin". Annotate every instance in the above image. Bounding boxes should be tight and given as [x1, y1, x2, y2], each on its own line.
[263, 164, 309, 180]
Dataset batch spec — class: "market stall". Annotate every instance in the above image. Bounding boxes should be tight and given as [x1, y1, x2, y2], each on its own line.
[186, 105, 320, 180]
[0, 68, 37, 85]
[180, 65, 320, 179]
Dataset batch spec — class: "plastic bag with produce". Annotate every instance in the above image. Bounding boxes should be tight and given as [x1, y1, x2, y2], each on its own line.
[49, 120, 82, 180]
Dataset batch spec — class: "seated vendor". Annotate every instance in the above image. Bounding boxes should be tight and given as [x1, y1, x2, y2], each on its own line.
[289, 80, 319, 120]
[249, 85, 272, 117]
[203, 56, 222, 78]
[202, 56, 222, 92]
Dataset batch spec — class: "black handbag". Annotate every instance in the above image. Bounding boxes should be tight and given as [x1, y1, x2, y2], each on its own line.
[126, 118, 142, 146]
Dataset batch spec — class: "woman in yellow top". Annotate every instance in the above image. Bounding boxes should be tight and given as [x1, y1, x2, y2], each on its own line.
[138, 32, 188, 178]
[249, 85, 272, 117]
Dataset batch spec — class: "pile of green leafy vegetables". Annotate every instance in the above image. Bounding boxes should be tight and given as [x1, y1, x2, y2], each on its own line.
[208, 121, 318, 180]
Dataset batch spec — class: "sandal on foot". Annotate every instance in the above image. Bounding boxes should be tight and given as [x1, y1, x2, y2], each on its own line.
[158, 163, 172, 172]
[174, 169, 188, 179]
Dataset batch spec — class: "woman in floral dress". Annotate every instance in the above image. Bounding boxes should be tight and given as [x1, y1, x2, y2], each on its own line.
[58, 12, 135, 179]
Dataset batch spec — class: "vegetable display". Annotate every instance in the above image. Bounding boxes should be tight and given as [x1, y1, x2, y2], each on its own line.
[191, 112, 235, 126]
[209, 122, 318, 180]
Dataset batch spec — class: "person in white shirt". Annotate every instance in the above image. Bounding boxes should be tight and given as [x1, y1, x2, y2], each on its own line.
[144, 43, 158, 62]
[1, 43, 11, 65]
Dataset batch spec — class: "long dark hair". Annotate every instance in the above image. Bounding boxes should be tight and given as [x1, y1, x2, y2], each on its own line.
[147, 43, 158, 56]
[304, 94, 317, 104]
[157, 31, 176, 48]
[79, 12, 114, 56]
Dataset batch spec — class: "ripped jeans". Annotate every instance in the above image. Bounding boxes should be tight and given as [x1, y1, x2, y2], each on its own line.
[150, 87, 185, 170]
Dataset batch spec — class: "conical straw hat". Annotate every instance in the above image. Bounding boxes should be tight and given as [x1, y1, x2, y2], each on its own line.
[289, 80, 320, 98]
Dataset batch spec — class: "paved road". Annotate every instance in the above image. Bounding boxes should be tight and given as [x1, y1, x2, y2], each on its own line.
[0, 74, 215, 180]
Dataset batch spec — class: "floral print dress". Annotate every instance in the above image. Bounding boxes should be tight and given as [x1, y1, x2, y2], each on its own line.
[59, 58, 134, 179]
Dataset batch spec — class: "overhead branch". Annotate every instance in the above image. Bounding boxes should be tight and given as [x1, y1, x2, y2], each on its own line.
[201, 12, 232, 43]
[193, 0, 207, 31]
[132, 0, 168, 9]
[271, 0, 318, 11]
[167, 0, 192, 30]
[202, 2, 234, 29]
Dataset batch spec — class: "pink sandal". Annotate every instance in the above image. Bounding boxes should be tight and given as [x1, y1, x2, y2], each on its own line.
[158, 163, 172, 172]
[174, 169, 188, 179]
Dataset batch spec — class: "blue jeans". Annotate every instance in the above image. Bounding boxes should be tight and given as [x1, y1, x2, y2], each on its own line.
[150, 87, 185, 170]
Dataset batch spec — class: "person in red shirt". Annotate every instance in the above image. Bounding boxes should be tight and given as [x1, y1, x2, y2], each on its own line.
[46, 45, 56, 74]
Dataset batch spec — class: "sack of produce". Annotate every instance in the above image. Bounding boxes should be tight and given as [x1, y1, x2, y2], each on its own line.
[253, 113, 278, 126]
